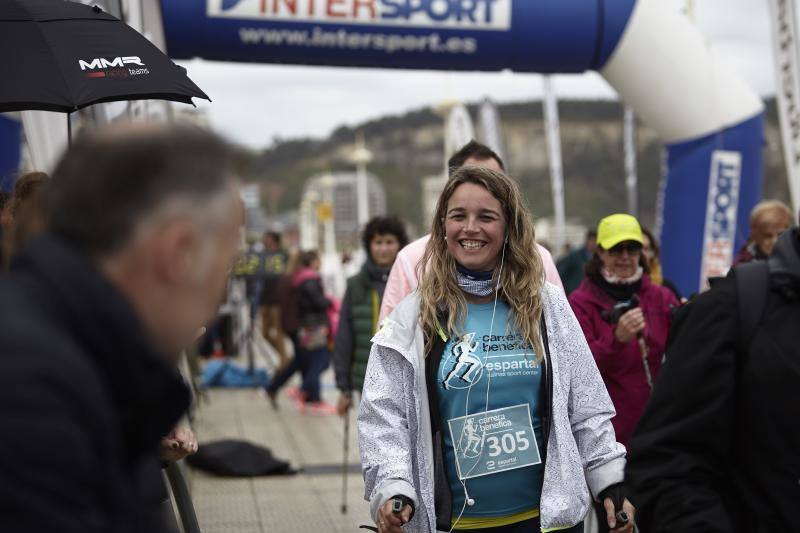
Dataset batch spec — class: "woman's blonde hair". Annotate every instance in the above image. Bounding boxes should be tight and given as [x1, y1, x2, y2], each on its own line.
[417, 166, 546, 360]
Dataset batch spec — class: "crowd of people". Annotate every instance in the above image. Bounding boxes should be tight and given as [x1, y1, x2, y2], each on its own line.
[0, 124, 797, 533]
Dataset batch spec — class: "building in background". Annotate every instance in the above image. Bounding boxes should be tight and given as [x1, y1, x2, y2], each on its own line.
[299, 171, 386, 253]
[421, 174, 445, 232]
[534, 217, 588, 259]
[240, 184, 267, 241]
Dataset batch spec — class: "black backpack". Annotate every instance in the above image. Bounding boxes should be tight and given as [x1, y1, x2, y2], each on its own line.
[186, 439, 296, 477]
[734, 261, 771, 350]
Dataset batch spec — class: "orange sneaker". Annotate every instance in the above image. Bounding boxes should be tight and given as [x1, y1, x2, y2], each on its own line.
[305, 401, 337, 416]
[286, 386, 303, 401]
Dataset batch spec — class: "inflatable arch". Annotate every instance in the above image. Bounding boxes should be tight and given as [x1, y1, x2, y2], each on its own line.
[0, 116, 22, 190]
[162, 0, 764, 294]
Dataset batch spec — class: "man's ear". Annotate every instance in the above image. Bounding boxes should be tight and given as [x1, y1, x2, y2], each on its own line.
[151, 219, 197, 284]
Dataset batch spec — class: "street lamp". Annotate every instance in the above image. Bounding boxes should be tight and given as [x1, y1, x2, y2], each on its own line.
[320, 172, 337, 256]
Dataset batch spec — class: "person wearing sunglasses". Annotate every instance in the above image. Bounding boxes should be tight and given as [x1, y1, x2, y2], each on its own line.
[568, 214, 679, 533]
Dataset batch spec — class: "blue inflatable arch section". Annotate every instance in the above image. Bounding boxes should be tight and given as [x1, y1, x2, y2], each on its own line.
[163, 0, 764, 295]
[0, 115, 22, 192]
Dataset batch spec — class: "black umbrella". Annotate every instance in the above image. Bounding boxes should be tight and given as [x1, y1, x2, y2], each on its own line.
[0, 0, 209, 136]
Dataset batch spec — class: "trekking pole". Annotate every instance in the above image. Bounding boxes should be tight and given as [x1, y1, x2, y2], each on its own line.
[341, 409, 350, 514]
[637, 334, 653, 390]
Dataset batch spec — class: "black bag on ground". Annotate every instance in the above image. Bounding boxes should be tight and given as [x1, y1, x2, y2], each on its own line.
[186, 439, 296, 477]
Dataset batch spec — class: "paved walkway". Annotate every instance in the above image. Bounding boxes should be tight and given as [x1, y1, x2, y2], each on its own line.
[187, 370, 372, 533]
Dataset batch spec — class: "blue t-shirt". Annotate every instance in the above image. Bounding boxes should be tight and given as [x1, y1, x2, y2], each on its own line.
[437, 301, 545, 519]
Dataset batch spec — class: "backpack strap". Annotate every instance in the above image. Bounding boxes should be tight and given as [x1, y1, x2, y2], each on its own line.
[734, 261, 771, 351]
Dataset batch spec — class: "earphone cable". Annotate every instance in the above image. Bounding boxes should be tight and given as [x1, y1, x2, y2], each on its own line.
[449, 239, 507, 533]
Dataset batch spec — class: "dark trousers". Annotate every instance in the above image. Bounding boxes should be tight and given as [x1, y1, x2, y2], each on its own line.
[455, 517, 583, 533]
[298, 347, 330, 402]
[268, 352, 302, 394]
[267, 344, 330, 403]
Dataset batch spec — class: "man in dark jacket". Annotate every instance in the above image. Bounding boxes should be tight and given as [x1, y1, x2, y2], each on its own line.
[626, 227, 800, 532]
[0, 125, 243, 532]
[556, 229, 597, 294]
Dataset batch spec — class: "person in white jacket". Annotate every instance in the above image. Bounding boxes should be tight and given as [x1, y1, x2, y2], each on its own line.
[358, 166, 634, 533]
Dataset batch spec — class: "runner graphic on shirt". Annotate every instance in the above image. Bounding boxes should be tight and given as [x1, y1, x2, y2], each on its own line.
[443, 332, 482, 389]
[457, 417, 484, 458]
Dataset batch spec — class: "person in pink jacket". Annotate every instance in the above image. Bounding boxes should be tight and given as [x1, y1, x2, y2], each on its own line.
[379, 141, 563, 321]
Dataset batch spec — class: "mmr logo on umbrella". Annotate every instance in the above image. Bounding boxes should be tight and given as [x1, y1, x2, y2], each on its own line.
[79, 56, 145, 70]
[78, 56, 150, 78]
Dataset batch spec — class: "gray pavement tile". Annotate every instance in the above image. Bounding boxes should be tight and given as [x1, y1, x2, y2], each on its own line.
[195, 522, 262, 533]
[191, 370, 376, 532]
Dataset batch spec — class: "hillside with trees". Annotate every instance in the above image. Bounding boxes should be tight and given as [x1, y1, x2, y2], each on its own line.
[243, 99, 789, 235]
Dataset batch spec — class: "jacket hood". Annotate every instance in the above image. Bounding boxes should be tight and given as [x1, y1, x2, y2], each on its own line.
[292, 266, 320, 287]
[371, 291, 421, 359]
[768, 228, 800, 285]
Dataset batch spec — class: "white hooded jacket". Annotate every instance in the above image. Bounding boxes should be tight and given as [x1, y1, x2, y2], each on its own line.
[358, 282, 626, 532]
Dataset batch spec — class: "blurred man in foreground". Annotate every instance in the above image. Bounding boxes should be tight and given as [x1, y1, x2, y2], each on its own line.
[0, 124, 243, 532]
[626, 221, 800, 532]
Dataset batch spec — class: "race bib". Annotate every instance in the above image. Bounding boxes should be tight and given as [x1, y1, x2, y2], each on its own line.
[447, 404, 541, 480]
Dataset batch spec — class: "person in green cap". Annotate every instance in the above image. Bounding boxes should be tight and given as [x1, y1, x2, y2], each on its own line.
[568, 213, 679, 533]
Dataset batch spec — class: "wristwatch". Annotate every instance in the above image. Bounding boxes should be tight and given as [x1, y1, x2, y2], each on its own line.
[390, 495, 415, 520]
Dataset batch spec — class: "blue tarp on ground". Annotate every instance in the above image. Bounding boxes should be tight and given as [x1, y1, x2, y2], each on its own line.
[201, 359, 270, 388]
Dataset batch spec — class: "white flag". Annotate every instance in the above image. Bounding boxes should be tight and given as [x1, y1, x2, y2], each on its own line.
[542, 76, 566, 253]
[768, 0, 800, 215]
[479, 97, 506, 164]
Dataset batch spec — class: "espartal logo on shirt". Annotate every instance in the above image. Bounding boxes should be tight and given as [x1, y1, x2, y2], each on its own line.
[441, 331, 538, 390]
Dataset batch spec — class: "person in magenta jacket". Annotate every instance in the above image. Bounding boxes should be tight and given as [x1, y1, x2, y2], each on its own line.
[568, 214, 678, 533]
[568, 215, 679, 448]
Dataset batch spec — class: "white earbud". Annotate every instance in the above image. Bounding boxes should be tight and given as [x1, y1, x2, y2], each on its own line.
[464, 485, 476, 507]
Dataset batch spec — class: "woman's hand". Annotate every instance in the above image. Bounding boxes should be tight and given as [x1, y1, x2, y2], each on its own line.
[377, 499, 412, 533]
[614, 308, 645, 343]
[603, 497, 635, 532]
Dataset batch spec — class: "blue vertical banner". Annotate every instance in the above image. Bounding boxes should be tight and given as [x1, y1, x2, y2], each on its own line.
[0, 115, 21, 191]
[659, 113, 764, 295]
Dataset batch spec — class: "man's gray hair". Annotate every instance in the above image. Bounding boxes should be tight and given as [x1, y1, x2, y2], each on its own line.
[45, 124, 238, 258]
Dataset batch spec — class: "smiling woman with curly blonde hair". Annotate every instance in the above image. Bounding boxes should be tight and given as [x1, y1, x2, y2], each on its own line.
[358, 165, 634, 533]
[417, 166, 545, 360]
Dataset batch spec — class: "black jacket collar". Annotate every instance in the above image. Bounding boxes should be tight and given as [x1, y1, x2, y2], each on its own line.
[768, 228, 800, 287]
[12, 234, 190, 459]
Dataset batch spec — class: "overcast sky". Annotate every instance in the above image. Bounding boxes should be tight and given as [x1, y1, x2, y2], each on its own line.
[176, 0, 773, 149]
